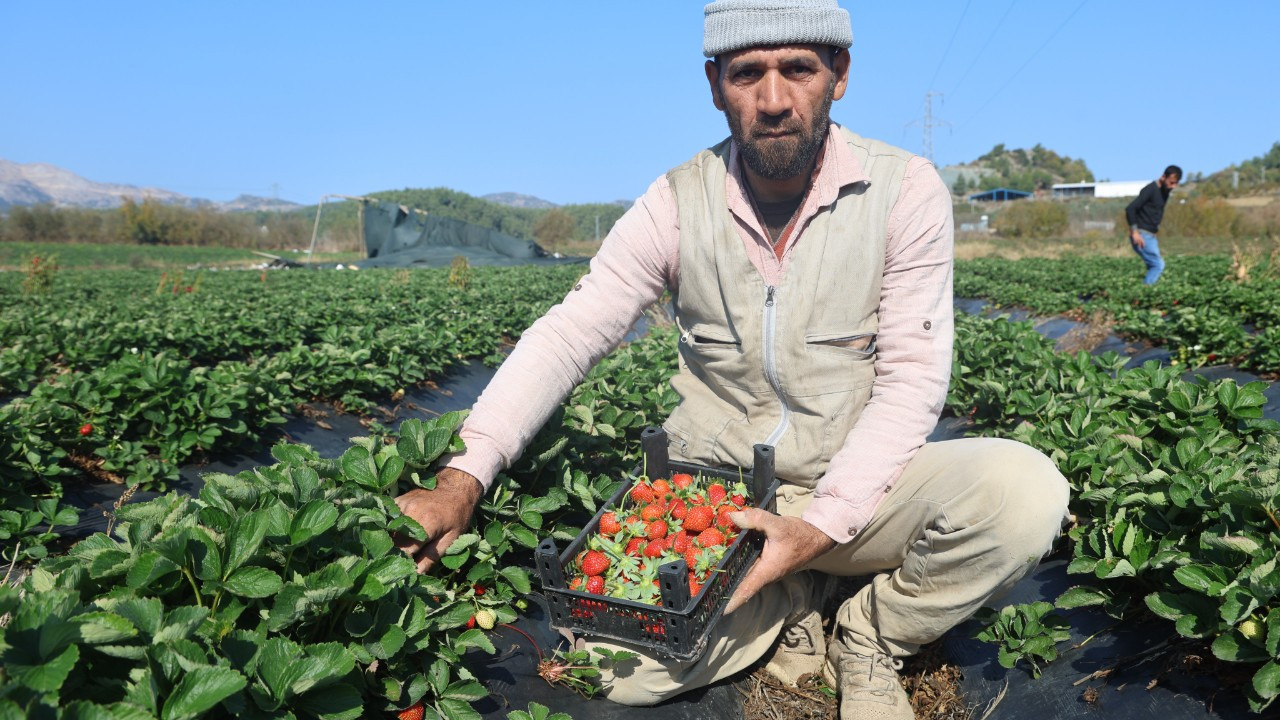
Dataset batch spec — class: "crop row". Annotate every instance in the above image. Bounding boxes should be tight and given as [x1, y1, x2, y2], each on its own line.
[952, 312, 1280, 712]
[0, 266, 586, 564]
[955, 255, 1280, 372]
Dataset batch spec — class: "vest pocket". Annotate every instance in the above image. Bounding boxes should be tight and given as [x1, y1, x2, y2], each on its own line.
[805, 331, 877, 358]
[682, 323, 741, 348]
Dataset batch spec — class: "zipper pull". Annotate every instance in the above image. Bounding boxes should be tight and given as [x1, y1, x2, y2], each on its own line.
[765, 286, 776, 307]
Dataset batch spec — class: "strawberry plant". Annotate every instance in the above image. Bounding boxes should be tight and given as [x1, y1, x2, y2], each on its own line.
[0, 413, 567, 719]
[974, 602, 1071, 677]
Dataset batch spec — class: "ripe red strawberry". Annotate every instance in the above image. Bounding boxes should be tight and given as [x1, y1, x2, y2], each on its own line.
[688, 572, 703, 596]
[643, 539, 666, 558]
[630, 482, 655, 504]
[640, 503, 665, 522]
[586, 576, 605, 594]
[684, 505, 715, 533]
[672, 472, 694, 489]
[466, 615, 476, 629]
[708, 483, 727, 506]
[730, 493, 747, 508]
[625, 537, 646, 557]
[473, 583, 485, 596]
[599, 511, 622, 536]
[581, 550, 609, 577]
[717, 506, 739, 533]
[646, 519, 669, 540]
[668, 498, 688, 520]
[398, 702, 426, 720]
[697, 528, 726, 548]
[671, 530, 693, 555]
[79, 423, 93, 436]
[651, 478, 672, 496]
[569, 576, 584, 591]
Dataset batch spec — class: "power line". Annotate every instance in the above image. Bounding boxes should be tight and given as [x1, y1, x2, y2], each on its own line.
[948, 0, 1018, 99]
[960, 0, 1089, 129]
[926, 0, 973, 92]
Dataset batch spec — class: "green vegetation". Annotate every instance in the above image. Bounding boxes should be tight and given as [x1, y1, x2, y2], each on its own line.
[989, 200, 1068, 238]
[0, 241, 267, 269]
[954, 312, 1280, 712]
[1198, 141, 1280, 197]
[967, 143, 1094, 193]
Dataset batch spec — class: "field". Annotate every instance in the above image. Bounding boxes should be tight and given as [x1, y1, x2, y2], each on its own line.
[0, 241, 363, 270]
[2, 241, 1280, 718]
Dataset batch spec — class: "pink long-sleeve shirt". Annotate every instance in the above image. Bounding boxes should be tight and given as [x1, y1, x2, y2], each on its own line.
[447, 123, 954, 545]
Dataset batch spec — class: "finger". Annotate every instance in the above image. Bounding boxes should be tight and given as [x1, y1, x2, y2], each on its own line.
[728, 508, 773, 532]
[725, 567, 764, 615]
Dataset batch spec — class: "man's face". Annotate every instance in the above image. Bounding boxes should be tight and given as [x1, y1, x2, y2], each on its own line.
[1159, 173, 1181, 190]
[705, 45, 849, 182]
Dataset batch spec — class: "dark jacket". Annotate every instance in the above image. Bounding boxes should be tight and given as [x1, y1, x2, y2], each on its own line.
[1126, 181, 1171, 233]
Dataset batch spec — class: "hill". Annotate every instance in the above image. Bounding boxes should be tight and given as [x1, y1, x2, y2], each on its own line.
[949, 144, 1095, 195]
[1195, 141, 1280, 197]
[481, 192, 557, 209]
[0, 157, 194, 211]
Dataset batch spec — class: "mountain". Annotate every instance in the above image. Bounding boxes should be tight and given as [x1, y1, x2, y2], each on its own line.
[0, 157, 196, 211]
[481, 192, 557, 209]
[219, 194, 302, 212]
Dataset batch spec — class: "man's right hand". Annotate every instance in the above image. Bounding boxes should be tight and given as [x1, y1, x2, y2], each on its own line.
[394, 467, 484, 573]
[1131, 229, 1145, 248]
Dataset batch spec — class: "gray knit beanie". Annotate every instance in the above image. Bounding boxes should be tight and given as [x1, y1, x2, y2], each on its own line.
[703, 0, 852, 58]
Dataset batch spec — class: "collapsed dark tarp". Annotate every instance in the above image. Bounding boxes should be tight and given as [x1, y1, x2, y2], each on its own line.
[356, 201, 587, 268]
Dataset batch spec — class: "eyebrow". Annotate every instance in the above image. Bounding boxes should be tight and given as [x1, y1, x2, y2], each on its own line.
[725, 55, 822, 75]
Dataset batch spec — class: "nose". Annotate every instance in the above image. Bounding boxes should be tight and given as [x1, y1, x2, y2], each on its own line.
[756, 70, 791, 118]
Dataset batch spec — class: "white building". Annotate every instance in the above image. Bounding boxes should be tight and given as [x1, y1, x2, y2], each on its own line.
[1051, 181, 1149, 199]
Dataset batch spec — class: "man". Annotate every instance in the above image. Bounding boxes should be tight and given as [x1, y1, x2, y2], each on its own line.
[1126, 166, 1182, 284]
[395, 2, 1070, 717]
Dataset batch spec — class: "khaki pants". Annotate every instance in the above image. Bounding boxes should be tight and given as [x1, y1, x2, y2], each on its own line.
[595, 437, 1070, 706]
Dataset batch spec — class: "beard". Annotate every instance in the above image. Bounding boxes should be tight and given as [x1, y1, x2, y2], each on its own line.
[725, 76, 836, 181]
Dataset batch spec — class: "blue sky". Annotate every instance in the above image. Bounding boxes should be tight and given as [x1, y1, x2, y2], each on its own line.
[3, 1, 1276, 205]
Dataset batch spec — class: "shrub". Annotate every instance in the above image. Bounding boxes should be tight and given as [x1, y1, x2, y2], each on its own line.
[1161, 196, 1241, 238]
[992, 201, 1069, 238]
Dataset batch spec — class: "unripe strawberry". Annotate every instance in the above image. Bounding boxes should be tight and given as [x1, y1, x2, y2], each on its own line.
[474, 609, 496, 630]
[1240, 618, 1266, 642]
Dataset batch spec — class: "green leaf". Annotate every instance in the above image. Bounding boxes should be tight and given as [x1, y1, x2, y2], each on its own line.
[223, 567, 284, 598]
[442, 680, 488, 701]
[499, 566, 532, 595]
[1253, 661, 1280, 700]
[453, 628, 496, 654]
[340, 446, 379, 489]
[290, 500, 339, 545]
[1212, 633, 1270, 663]
[1174, 565, 1226, 596]
[74, 611, 138, 644]
[160, 666, 247, 720]
[14, 644, 79, 692]
[438, 698, 483, 720]
[155, 606, 210, 644]
[1055, 587, 1108, 609]
[296, 683, 364, 720]
[507, 524, 539, 549]
[226, 510, 270, 575]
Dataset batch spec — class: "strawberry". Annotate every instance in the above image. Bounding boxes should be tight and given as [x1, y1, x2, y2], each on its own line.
[671, 530, 693, 555]
[630, 482, 655, 504]
[643, 539, 666, 558]
[569, 576, 584, 591]
[730, 493, 747, 508]
[474, 609, 496, 630]
[645, 519, 669, 540]
[581, 550, 610, 577]
[668, 498, 688, 520]
[599, 511, 622, 536]
[397, 702, 425, 720]
[586, 576, 605, 594]
[672, 472, 694, 490]
[684, 505, 715, 533]
[640, 503, 665, 522]
[472, 583, 485, 596]
[708, 483, 727, 506]
[466, 615, 476, 629]
[79, 423, 93, 436]
[688, 572, 703, 597]
[717, 506, 739, 533]
[697, 528, 727, 548]
[625, 537, 647, 557]
[651, 478, 672, 497]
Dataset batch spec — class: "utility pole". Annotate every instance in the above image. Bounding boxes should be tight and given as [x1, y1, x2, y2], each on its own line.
[595, 215, 600, 244]
[908, 92, 949, 164]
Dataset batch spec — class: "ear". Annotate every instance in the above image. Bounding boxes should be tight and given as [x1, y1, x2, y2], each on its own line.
[830, 48, 851, 101]
[705, 60, 725, 111]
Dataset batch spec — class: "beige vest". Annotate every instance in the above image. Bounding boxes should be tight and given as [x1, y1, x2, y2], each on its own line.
[663, 127, 912, 485]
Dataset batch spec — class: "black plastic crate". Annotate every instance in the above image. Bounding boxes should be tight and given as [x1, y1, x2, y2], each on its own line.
[535, 426, 779, 661]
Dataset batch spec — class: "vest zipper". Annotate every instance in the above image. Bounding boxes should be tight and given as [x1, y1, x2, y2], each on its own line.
[762, 285, 791, 448]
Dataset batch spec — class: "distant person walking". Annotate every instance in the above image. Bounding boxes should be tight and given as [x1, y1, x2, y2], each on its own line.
[1126, 165, 1181, 284]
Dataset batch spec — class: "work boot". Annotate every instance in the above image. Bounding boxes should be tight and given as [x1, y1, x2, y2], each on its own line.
[764, 571, 833, 686]
[822, 639, 913, 720]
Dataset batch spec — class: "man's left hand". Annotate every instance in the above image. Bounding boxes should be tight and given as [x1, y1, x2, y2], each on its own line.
[722, 508, 837, 615]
